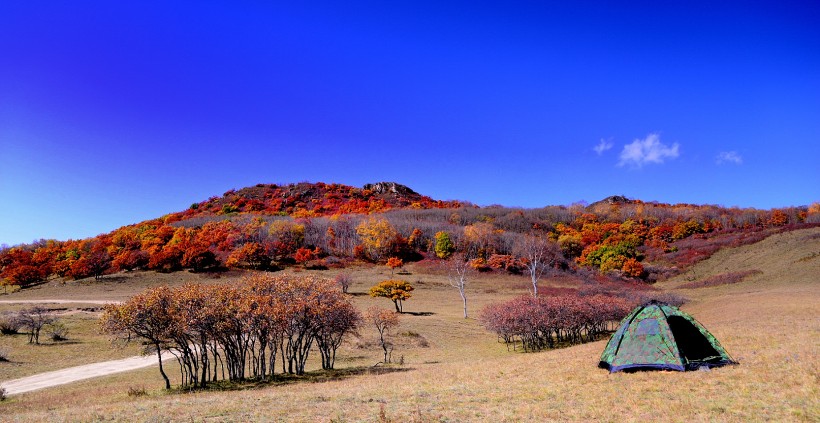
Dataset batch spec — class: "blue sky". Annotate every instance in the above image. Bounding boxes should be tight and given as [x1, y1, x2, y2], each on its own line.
[1, 1, 819, 246]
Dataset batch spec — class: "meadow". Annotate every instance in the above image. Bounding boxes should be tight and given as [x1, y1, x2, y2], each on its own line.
[0, 227, 818, 422]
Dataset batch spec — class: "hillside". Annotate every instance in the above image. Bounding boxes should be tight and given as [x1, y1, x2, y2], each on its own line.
[1, 181, 818, 291]
[176, 181, 465, 220]
[1, 226, 817, 421]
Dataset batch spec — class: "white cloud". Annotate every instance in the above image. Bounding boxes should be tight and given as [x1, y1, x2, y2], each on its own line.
[618, 133, 679, 168]
[594, 138, 613, 155]
[716, 151, 742, 165]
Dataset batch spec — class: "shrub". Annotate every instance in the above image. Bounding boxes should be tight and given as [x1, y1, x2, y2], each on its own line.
[335, 273, 352, 293]
[0, 386, 6, 401]
[0, 347, 10, 362]
[621, 258, 645, 279]
[15, 306, 57, 344]
[0, 314, 21, 335]
[47, 322, 69, 341]
[486, 254, 525, 274]
[480, 294, 633, 352]
[127, 386, 148, 397]
[323, 255, 345, 268]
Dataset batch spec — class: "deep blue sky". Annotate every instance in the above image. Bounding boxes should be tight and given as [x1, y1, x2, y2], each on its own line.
[1, 1, 819, 245]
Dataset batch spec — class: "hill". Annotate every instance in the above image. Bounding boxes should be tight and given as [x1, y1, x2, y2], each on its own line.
[1, 226, 817, 421]
[177, 181, 465, 220]
[1, 181, 818, 290]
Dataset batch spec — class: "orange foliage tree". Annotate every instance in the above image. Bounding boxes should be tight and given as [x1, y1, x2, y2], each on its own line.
[386, 257, 403, 275]
[621, 258, 645, 278]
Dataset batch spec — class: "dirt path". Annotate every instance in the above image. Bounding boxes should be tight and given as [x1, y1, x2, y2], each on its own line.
[0, 299, 118, 305]
[1, 298, 156, 396]
[1, 351, 174, 396]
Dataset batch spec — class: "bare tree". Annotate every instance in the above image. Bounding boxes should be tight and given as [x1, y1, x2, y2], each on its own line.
[513, 234, 561, 297]
[15, 306, 56, 344]
[447, 253, 472, 318]
[365, 307, 399, 364]
[334, 273, 352, 294]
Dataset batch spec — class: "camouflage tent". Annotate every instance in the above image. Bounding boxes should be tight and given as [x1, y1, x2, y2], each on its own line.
[599, 300, 736, 372]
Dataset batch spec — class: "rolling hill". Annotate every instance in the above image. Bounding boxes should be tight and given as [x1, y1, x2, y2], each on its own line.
[1, 181, 817, 290]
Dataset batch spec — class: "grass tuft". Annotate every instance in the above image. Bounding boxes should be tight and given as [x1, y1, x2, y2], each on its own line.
[126, 386, 147, 397]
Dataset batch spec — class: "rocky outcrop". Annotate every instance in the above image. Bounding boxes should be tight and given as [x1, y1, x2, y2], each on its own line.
[363, 182, 419, 196]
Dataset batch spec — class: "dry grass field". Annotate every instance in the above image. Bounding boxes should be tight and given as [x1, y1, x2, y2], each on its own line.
[1, 227, 818, 422]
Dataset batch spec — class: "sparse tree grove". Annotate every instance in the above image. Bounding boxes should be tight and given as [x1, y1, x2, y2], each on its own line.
[101, 274, 361, 389]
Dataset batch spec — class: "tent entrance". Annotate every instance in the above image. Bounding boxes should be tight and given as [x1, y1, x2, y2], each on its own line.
[666, 316, 720, 364]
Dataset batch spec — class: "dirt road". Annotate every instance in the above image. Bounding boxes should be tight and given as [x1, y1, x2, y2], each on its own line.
[1, 352, 173, 396]
[1, 298, 161, 396]
[0, 299, 117, 305]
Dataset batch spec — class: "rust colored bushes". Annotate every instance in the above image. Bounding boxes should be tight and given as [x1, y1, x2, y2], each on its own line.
[480, 294, 632, 352]
[101, 274, 360, 389]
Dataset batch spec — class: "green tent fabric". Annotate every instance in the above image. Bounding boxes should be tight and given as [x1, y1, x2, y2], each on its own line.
[599, 300, 736, 372]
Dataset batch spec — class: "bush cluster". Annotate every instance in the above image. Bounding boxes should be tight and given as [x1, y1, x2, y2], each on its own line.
[480, 294, 633, 352]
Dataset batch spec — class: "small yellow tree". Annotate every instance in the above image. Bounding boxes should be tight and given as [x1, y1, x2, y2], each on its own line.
[369, 280, 414, 313]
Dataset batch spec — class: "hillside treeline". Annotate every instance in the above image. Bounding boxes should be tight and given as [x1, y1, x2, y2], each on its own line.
[3, 183, 819, 288]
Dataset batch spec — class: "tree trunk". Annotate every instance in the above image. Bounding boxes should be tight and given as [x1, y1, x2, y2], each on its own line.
[531, 275, 538, 297]
[155, 342, 171, 390]
[460, 289, 468, 318]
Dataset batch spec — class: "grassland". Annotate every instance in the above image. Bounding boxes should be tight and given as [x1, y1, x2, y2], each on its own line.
[1, 227, 818, 422]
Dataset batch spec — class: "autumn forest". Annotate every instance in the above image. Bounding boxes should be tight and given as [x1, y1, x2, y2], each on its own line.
[2, 181, 819, 290]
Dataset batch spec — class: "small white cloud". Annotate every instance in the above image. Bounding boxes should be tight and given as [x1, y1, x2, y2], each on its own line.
[618, 133, 679, 168]
[716, 151, 742, 165]
[594, 138, 613, 155]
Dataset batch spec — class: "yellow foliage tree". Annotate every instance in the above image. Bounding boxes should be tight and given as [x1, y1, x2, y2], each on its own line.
[355, 216, 397, 262]
[369, 279, 414, 313]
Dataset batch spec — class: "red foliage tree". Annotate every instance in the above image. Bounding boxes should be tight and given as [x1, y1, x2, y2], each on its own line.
[226, 242, 270, 270]
[621, 258, 645, 279]
[293, 247, 317, 264]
